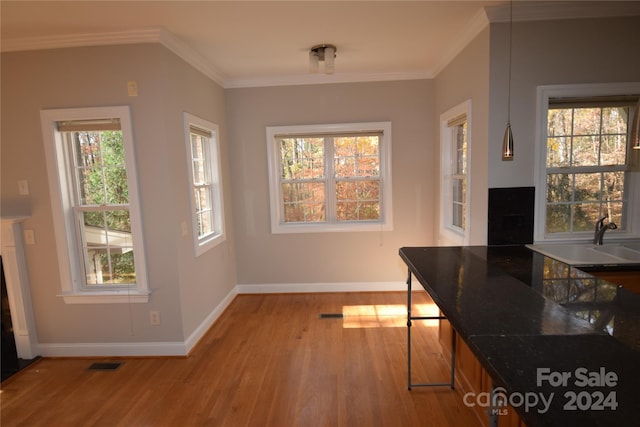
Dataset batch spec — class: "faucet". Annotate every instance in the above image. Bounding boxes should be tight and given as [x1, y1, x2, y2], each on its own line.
[593, 215, 617, 245]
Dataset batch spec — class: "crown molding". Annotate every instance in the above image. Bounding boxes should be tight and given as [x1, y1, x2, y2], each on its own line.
[485, 1, 640, 23]
[3, 3, 639, 89]
[432, 8, 490, 78]
[224, 70, 433, 89]
[1, 27, 226, 87]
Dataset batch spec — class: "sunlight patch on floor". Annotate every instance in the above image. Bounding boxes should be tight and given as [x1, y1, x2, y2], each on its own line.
[341, 303, 439, 328]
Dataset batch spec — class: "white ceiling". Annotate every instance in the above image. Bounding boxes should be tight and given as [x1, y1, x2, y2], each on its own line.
[2, 1, 639, 88]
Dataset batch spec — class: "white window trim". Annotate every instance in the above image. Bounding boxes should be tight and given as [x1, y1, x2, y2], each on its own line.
[266, 122, 393, 234]
[439, 100, 472, 246]
[534, 82, 640, 243]
[41, 106, 149, 304]
[183, 113, 226, 256]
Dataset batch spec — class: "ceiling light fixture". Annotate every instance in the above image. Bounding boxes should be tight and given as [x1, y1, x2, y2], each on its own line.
[502, 0, 514, 161]
[309, 44, 337, 75]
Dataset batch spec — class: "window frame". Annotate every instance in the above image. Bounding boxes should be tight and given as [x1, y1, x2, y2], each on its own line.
[266, 122, 393, 234]
[41, 106, 149, 304]
[183, 113, 226, 256]
[439, 100, 472, 245]
[534, 83, 640, 243]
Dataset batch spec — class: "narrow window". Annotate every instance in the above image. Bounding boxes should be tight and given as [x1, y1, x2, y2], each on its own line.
[439, 100, 471, 245]
[184, 113, 225, 256]
[41, 106, 149, 303]
[450, 117, 468, 231]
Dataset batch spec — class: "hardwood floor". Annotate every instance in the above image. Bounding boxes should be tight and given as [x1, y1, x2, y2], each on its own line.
[1, 292, 482, 427]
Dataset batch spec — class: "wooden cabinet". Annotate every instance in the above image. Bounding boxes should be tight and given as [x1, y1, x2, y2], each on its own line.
[587, 270, 640, 294]
[439, 315, 525, 427]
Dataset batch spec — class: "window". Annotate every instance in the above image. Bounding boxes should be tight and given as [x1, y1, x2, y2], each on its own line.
[183, 113, 225, 256]
[450, 118, 468, 230]
[440, 100, 471, 245]
[266, 122, 392, 233]
[41, 106, 149, 303]
[535, 83, 640, 241]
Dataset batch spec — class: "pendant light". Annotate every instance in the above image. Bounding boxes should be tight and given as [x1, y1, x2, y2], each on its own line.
[502, 0, 514, 161]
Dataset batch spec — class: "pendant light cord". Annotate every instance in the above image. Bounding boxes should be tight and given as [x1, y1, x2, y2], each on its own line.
[507, 0, 513, 124]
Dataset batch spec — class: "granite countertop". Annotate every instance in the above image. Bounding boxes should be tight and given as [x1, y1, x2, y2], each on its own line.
[399, 246, 640, 427]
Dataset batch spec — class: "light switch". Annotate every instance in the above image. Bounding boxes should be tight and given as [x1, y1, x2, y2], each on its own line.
[24, 229, 35, 245]
[127, 81, 138, 97]
[18, 180, 29, 195]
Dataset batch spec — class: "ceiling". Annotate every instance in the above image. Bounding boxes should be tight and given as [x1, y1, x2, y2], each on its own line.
[2, 1, 639, 88]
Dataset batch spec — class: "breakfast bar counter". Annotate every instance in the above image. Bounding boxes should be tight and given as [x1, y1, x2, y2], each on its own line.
[399, 246, 640, 427]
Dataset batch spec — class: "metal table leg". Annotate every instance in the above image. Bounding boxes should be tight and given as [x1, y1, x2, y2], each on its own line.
[406, 267, 455, 390]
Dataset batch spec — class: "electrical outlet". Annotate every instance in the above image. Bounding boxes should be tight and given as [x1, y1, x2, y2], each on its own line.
[149, 310, 161, 325]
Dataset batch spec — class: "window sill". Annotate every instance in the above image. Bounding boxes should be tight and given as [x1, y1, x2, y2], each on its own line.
[59, 290, 150, 304]
[272, 221, 393, 234]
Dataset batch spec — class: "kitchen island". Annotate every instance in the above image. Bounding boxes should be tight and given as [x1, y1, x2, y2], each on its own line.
[399, 246, 640, 427]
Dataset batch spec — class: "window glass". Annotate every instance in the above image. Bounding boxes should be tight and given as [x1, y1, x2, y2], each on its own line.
[41, 106, 149, 302]
[64, 126, 138, 286]
[266, 122, 392, 233]
[544, 101, 632, 235]
[184, 114, 225, 255]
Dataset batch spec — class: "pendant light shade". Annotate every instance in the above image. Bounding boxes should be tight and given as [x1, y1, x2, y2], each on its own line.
[502, 0, 514, 161]
[502, 122, 514, 160]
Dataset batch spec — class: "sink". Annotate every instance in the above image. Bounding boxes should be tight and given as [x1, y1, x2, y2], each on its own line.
[593, 244, 640, 261]
[526, 243, 640, 265]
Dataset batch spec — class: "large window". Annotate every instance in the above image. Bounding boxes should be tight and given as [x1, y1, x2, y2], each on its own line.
[440, 100, 471, 245]
[41, 106, 149, 303]
[535, 84, 640, 241]
[183, 113, 225, 256]
[266, 122, 392, 233]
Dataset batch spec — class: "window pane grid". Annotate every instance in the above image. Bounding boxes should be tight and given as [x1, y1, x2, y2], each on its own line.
[66, 129, 137, 287]
[277, 133, 382, 225]
[451, 122, 467, 231]
[545, 103, 629, 235]
[190, 131, 216, 239]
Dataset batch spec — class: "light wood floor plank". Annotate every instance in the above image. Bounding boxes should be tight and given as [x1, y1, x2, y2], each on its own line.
[1, 292, 482, 427]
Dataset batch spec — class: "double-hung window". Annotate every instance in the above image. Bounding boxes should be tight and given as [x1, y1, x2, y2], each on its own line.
[41, 106, 149, 303]
[450, 117, 468, 231]
[440, 100, 471, 245]
[535, 83, 640, 241]
[183, 113, 225, 256]
[266, 122, 392, 233]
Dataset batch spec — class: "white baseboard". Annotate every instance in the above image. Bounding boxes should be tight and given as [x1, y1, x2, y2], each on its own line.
[36, 283, 408, 357]
[236, 281, 407, 294]
[37, 286, 238, 358]
[183, 286, 238, 354]
[37, 341, 188, 357]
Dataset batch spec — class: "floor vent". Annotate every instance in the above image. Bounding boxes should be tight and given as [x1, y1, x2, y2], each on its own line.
[88, 362, 122, 371]
[319, 313, 344, 319]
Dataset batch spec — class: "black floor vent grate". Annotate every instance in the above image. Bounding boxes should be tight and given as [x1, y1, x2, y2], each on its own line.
[88, 362, 123, 371]
[319, 313, 344, 319]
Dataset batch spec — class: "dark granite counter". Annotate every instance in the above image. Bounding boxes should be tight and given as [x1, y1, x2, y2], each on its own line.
[399, 246, 640, 427]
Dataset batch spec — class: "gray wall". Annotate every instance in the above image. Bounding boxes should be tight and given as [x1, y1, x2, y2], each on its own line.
[1, 44, 237, 346]
[434, 27, 490, 245]
[226, 80, 435, 285]
[488, 15, 640, 189]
